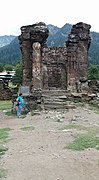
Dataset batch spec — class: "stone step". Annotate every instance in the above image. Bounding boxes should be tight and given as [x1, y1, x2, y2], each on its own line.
[44, 104, 76, 110]
[44, 101, 67, 106]
[43, 99, 65, 103]
[42, 90, 68, 96]
[42, 89, 73, 110]
[42, 95, 67, 99]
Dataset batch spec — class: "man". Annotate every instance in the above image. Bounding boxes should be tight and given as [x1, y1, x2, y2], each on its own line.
[16, 93, 24, 118]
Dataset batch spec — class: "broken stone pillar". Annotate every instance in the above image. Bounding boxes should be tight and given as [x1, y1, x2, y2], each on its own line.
[66, 22, 91, 92]
[18, 22, 49, 89]
[18, 27, 32, 86]
[32, 42, 41, 88]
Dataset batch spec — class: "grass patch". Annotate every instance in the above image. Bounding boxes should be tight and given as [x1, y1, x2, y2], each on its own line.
[88, 104, 99, 114]
[62, 124, 88, 131]
[0, 128, 11, 157]
[65, 131, 99, 151]
[21, 126, 35, 131]
[0, 169, 7, 178]
[64, 123, 99, 151]
[5, 111, 26, 118]
[0, 146, 8, 156]
[0, 128, 11, 143]
[98, 160, 99, 167]
[0, 100, 12, 110]
[5, 111, 16, 116]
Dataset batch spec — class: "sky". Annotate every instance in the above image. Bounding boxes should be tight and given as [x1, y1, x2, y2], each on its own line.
[0, 0, 99, 36]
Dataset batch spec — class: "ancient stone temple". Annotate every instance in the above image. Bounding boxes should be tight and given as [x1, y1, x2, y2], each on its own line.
[18, 22, 91, 91]
[18, 22, 91, 110]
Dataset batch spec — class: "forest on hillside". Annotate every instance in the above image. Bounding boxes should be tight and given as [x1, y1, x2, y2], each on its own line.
[0, 24, 99, 65]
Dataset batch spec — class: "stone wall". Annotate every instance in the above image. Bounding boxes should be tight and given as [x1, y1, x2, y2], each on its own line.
[18, 22, 49, 87]
[18, 21, 91, 93]
[0, 79, 12, 100]
[42, 47, 67, 89]
[66, 22, 91, 91]
[17, 21, 92, 111]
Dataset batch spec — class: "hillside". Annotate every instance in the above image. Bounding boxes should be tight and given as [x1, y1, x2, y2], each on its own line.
[0, 37, 21, 64]
[47, 23, 72, 46]
[0, 23, 99, 65]
[0, 35, 16, 47]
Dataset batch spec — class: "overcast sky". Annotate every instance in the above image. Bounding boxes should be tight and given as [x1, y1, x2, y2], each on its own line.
[0, 0, 99, 35]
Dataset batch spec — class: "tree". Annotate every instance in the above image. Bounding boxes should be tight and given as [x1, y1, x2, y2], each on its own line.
[88, 64, 99, 80]
[0, 64, 4, 72]
[4, 64, 14, 71]
[12, 63, 23, 87]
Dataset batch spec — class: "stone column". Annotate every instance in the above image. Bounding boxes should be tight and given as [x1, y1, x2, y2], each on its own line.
[32, 42, 42, 89]
[21, 40, 32, 86]
[66, 22, 91, 92]
[18, 22, 49, 89]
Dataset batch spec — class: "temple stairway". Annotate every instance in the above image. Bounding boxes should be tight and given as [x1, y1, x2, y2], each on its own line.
[42, 89, 76, 110]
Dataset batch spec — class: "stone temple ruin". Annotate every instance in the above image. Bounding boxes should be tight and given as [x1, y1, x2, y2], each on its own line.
[18, 22, 92, 111]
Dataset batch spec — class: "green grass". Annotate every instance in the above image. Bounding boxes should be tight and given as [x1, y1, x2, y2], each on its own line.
[0, 128, 11, 143]
[88, 104, 99, 114]
[0, 169, 7, 178]
[0, 128, 11, 157]
[0, 128, 11, 179]
[62, 124, 88, 131]
[65, 126, 99, 151]
[5, 111, 16, 116]
[63, 123, 99, 151]
[20, 126, 35, 131]
[0, 146, 8, 156]
[98, 159, 99, 167]
[65, 132, 99, 151]
[0, 100, 12, 110]
[5, 111, 26, 118]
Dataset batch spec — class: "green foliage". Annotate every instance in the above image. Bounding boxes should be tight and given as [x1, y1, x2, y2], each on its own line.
[0, 100, 12, 110]
[0, 169, 7, 178]
[65, 124, 99, 151]
[4, 64, 14, 71]
[12, 63, 23, 87]
[20, 126, 35, 131]
[0, 37, 21, 65]
[0, 128, 11, 143]
[88, 64, 99, 79]
[88, 32, 99, 64]
[0, 146, 8, 156]
[0, 63, 4, 72]
[65, 132, 99, 151]
[5, 111, 16, 116]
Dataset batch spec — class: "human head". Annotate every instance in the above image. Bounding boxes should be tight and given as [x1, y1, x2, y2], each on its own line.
[19, 93, 22, 96]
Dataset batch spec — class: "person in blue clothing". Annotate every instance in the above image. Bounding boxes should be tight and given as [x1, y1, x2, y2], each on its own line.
[16, 93, 24, 118]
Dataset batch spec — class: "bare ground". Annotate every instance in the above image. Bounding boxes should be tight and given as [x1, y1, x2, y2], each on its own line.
[0, 105, 99, 180]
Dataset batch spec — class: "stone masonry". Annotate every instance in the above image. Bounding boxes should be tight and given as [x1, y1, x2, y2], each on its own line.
[18, 22, 91, 92]
[18, 22, 91, 111]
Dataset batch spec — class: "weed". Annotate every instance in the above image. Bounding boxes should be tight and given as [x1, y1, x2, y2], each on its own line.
[0, 146, 8, 156]
[20, 126, 35, 131]
[0, 169, 7, 178]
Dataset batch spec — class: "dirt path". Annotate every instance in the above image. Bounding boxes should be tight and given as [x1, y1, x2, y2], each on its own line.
[0, 106, 99, 180]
